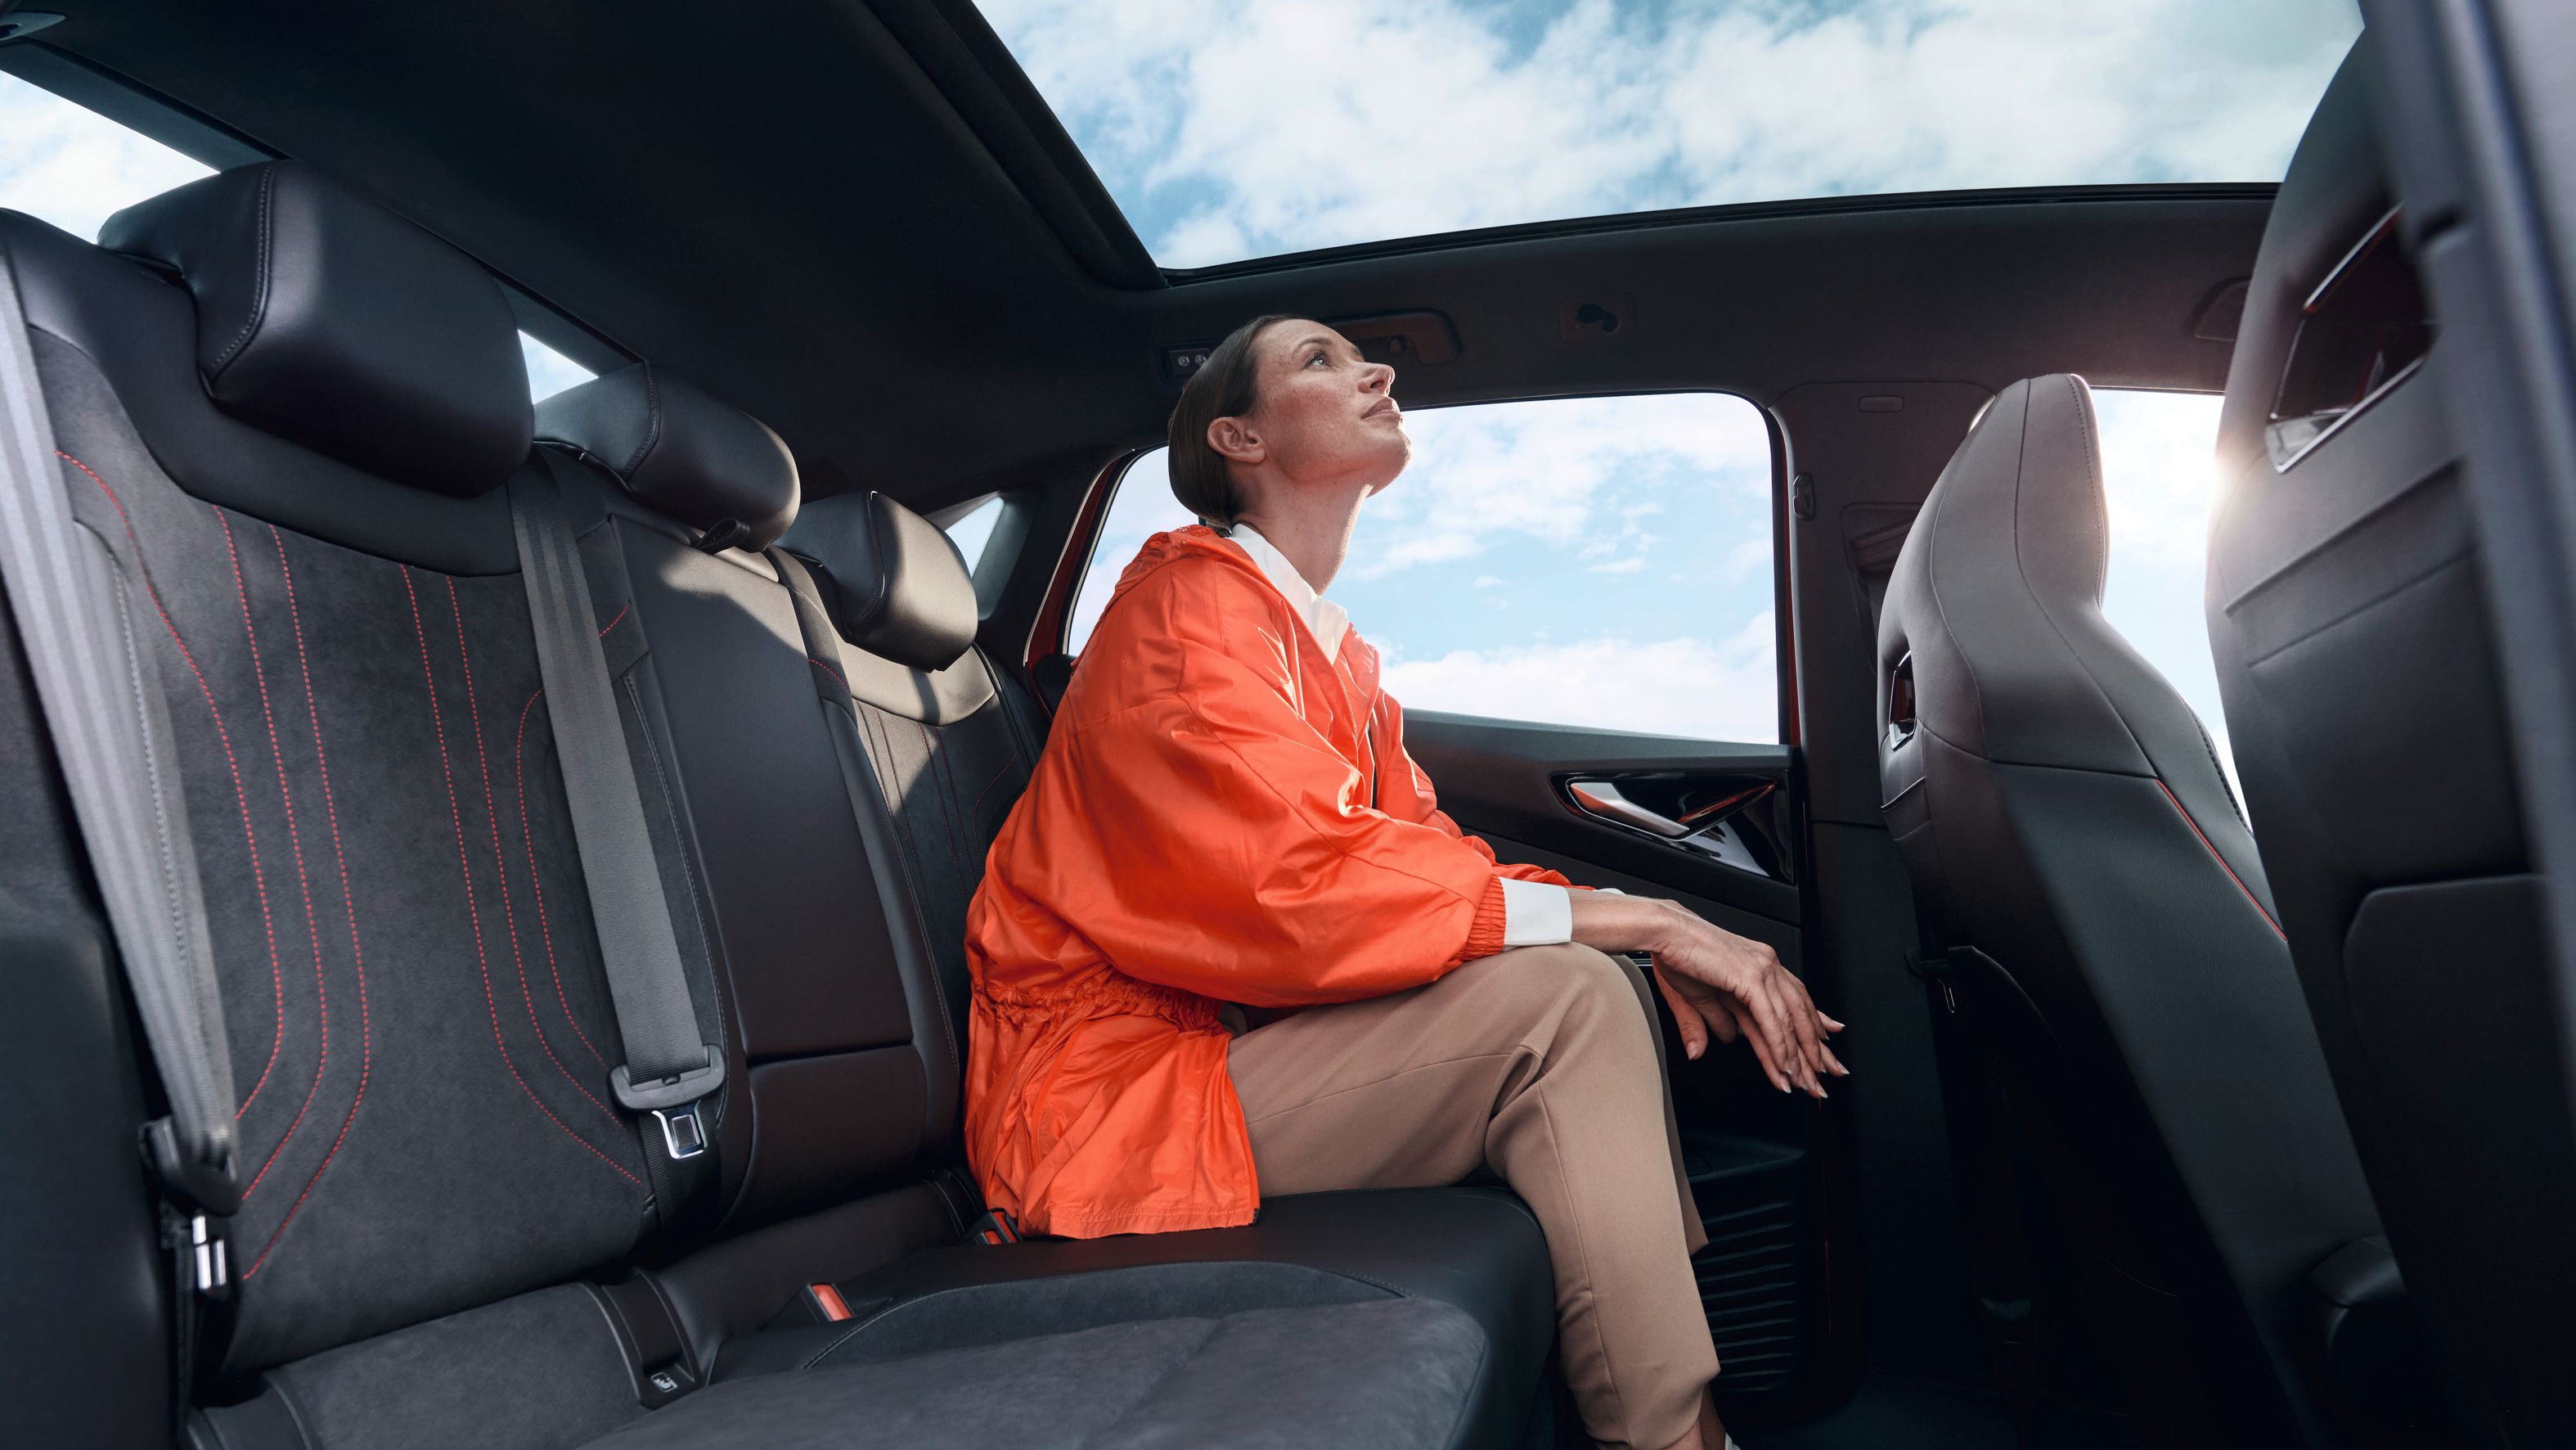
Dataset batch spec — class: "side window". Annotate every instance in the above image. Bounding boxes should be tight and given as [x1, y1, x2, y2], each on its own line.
[2088, 388, 2240, 797]
[1067, 393, 1780, 743]
[520, 334, 596, 402]
[2, 74, 595, 406]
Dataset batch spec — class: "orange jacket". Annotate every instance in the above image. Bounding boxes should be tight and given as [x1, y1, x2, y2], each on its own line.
[962, 525, 1571, 1236]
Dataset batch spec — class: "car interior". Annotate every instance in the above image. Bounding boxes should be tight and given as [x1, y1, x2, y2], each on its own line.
[4, 2, 2574, 1448]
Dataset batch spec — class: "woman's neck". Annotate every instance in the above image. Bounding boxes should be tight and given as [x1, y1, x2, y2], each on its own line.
[1231, 484, 1368, 595]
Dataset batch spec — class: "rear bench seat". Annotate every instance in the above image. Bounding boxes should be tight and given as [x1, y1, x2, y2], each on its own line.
[3, 158, 1551, 1449]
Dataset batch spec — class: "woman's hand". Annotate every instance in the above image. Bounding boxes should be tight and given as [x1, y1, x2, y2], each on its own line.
[1568, 891, 1847, 1097]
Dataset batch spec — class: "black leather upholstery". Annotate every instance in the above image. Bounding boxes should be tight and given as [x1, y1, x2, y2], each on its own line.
[537, 363, 799, 550]
[98, 160, 533, 498]
[1878, 373, 2380, 1447]
[781, 491, 978, 670]
[2207, 51, 2576, 1446]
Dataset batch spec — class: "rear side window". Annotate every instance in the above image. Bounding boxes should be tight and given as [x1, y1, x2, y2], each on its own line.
[1067, 393, 1779, 743]
[1, 73, 596, 405]
[2090, 388, 2238, 796]
[0, 71, 210, 238]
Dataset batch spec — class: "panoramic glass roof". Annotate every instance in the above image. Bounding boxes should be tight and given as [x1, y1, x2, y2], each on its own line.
[978, 0, 2362, 269]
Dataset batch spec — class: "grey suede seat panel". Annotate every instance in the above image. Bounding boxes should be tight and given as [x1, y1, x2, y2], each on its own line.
[590, 1300, 1486, 1450]
[34, 330, 659, 1367]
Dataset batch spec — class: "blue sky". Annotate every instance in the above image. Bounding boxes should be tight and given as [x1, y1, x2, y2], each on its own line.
[981, 0, 2360, 266]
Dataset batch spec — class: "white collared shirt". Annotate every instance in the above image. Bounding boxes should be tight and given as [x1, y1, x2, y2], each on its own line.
[1220, 522, 1573, 947]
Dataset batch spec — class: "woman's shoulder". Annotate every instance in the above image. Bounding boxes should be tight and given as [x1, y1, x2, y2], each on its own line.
[1098, 528, 1276, 638]
[1062, 532, 1295, 722]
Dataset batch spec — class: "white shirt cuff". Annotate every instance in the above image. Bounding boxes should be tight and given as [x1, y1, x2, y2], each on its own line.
[1499, 878, 1575, 948]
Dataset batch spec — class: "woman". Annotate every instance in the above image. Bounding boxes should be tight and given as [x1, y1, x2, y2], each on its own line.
[963, 315, 1847, 1450]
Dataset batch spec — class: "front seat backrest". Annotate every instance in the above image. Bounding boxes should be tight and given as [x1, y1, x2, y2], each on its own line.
[2205, 48, 2576, 1448]
[1879, 372, 2378, 1447]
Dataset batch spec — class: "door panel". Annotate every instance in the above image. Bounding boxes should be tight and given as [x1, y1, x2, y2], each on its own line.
[1404, 710, 1801, 939]
[1404, 707, 1853, 1419]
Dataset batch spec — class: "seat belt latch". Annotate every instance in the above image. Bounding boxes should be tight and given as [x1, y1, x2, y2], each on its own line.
[650, 1105, 708, 1160]
[969, 1208, 1023, 1245]
[143, 1117, 239, 1296]
[616, 1044, 723, 1160]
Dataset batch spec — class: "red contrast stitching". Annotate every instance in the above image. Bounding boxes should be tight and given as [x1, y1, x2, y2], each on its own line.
[220, 508, 329, 1200]
[596, 602, 628, 637]
[245, 528, 372, 1277]
[447, 578, 618, 1124]
[515, 687, 606, 1067]
[807, 656, 847, 692]
[2156, 780, 2286, 940]
[55, 453, 285, 1117]
[404, 569, 638, 1187]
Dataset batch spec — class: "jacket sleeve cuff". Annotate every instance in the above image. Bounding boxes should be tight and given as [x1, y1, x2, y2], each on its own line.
[1499, 877, 1575, 947]
[1459, 876, 1513, 961]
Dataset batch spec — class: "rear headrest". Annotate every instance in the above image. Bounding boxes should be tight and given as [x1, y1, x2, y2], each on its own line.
[781, 491, 978, 670]
[99, 160, 533, 498]
[535, 363, 800, 551]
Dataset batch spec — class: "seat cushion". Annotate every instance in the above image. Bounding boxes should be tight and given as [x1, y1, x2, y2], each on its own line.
[589, 1299, 1486, 1450]
[819, 1188, 1550, 1448]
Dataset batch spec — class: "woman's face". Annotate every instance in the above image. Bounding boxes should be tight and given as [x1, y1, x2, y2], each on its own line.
[1229, 321, 1408, 493]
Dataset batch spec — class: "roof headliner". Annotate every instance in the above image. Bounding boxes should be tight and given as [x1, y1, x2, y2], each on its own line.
[19, 0, 2268, 509]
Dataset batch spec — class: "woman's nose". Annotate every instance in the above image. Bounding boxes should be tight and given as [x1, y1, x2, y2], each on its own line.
[1363, 361, 1396, 394]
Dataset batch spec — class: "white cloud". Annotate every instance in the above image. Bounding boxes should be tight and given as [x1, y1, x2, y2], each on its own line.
[0, 74, 211, 242]
[982, 0, 2360, 265]
[1351, 391, 1773, 579]
[1383, 612, 1779, 742]
[1472, 574, 1507, 589]
[1587, 556, 1647, 574]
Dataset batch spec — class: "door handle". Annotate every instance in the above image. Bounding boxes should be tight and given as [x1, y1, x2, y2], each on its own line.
[1566, 780, 1693, 838]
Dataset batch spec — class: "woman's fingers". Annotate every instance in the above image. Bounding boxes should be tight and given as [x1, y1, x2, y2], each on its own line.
[1742, 975, 1809, 1096]
[1652, 969, 1708, 1060]
[1737, 1008, 1791, 1093]
[1778, 971, 1833, 1094]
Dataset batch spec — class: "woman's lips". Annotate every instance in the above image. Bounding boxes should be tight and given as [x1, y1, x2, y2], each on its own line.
[1363, 398, 1400, 421]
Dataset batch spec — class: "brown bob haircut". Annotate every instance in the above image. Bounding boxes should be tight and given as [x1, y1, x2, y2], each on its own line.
[1166, 313, 1295, 526]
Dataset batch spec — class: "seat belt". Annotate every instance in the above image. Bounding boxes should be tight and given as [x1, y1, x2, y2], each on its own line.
[507, 461, 724, 1196]
[0, 242, 241, 1398]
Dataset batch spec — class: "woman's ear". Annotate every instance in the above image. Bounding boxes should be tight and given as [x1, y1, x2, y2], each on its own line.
[1207, 414, 1265, 466]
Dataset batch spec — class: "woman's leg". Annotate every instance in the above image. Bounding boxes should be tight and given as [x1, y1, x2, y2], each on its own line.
[1228, 943, 1722, 1450]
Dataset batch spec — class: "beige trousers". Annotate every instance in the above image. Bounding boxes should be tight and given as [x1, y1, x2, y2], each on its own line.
[1227, 944, 1723, 1450]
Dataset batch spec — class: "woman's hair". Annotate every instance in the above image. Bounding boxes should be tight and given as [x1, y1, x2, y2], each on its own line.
[1167, 313, 1294, 526]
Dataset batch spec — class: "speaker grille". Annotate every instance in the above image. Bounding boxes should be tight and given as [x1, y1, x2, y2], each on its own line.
[1697, 1196, 1808, 1396]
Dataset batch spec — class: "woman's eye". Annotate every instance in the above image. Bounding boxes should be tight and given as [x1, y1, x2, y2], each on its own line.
[1307, 351, 1329, 367]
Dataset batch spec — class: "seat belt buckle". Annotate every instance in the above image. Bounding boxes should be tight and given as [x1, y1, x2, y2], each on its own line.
[142, 1118, 239, 1297]
[968, 1209, 1023, 1245]
[187, 1211, 230, 1292]
[615, 1045, 724, 1160]
[650, 1105, 708, 1161]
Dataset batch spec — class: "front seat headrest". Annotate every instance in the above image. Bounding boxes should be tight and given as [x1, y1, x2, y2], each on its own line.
[535, 363, 801, 551]
[780, 491, 978, 671]
[1880, 373, 2245, 844]
[99, 160, 533, 498]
